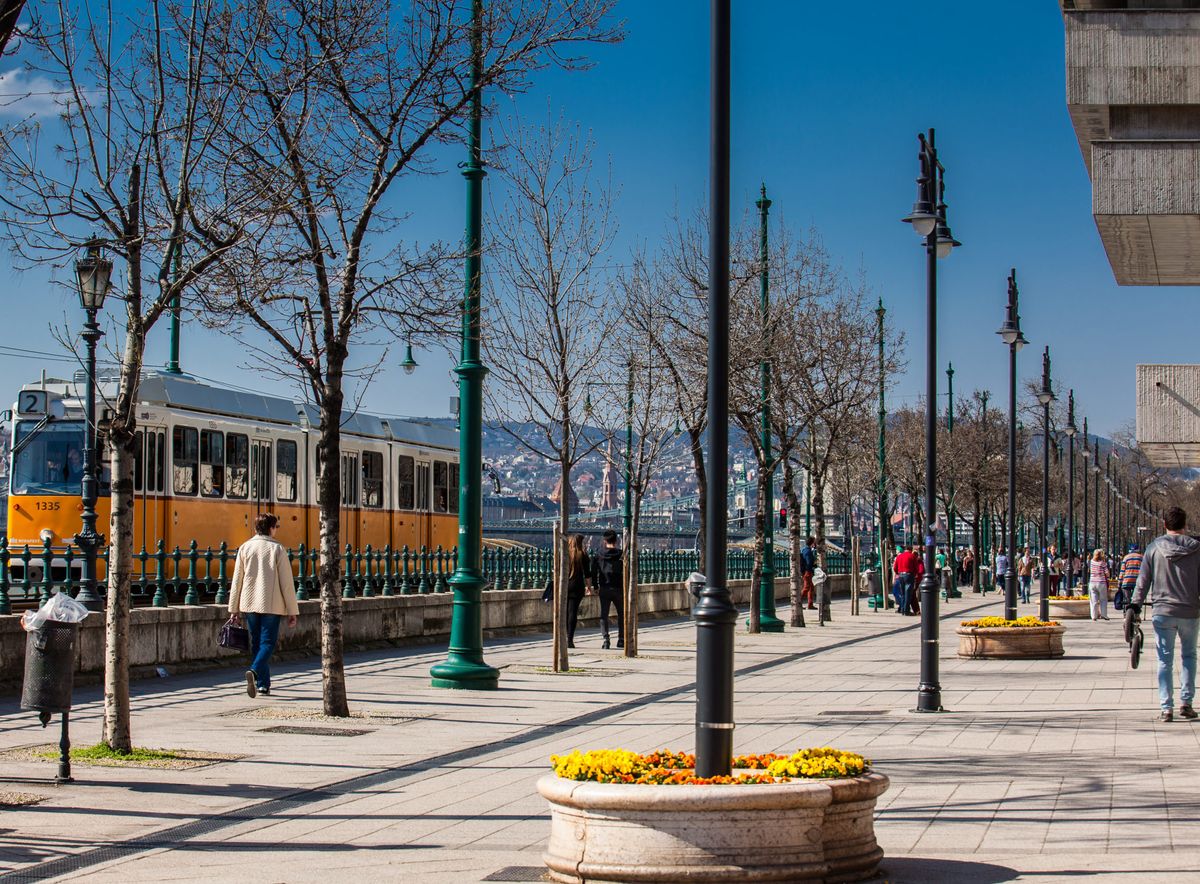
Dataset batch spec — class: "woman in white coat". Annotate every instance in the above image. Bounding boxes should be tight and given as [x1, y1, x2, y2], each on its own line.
[229, 513, 300, 697]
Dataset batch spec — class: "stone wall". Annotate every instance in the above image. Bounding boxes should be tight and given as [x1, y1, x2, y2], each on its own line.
[1, 575, 852, 689]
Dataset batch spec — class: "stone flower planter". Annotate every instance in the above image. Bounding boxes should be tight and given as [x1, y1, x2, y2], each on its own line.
[538, 771, 889, 883]
[1047, 599, 1091, 620]
[957, 624, 1065, 659]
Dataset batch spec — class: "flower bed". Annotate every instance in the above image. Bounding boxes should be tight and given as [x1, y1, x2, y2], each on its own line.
[540, 748, 887, 882]
[957, 617, 1065, 659]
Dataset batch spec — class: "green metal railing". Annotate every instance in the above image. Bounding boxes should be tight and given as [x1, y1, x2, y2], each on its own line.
[0, 537, 792, 614]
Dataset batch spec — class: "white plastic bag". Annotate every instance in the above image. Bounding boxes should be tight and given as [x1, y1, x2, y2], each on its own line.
[20, 591, 90, 631]
[812, 567, 828, 585]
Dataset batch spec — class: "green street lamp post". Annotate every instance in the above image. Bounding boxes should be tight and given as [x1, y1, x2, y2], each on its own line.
[73, 240, 112, 612]
[876, 298, 887, 606]
[166, 248, 182, 374]
[755, 184, 783, 633]
[1064, 391, 1077, 590]
[1082, 418, 1090, 555]
[978, 390, 990, 593]
[431, 0, 499, 690]
[945, 362, 960, 599]
[1037, 347, 1055, 622]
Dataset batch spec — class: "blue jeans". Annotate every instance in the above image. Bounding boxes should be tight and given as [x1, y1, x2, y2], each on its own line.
[1152, 614, 1198, 711]
[899, 574, 915, 613]
[1019, 575, 1032, 603]
[244, 612, 282, 690]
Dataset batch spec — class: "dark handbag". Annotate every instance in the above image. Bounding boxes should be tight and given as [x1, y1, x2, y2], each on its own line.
[218, 616, 250, 652]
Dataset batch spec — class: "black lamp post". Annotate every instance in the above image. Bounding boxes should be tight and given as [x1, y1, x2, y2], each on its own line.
[695, 0, 737, 777]
[1064, 391, 1077, 591]
[1092, 438, 1101, 557]
[902, 128, 960, 714]
[996, 269, 1027, 622]
[1037, 347, 1055, 622]
[73, 240, 112, 612]
[1082, 418, 1090, 555]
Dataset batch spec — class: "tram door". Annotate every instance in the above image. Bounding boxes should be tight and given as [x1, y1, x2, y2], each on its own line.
[136, 426, 169, 554]
[340, 452, 361, 554]
[250, 440, 272, 515]
[414, 459, 432, 548]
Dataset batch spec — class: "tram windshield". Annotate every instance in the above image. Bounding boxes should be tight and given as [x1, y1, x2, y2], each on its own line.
[11, 420, 110, 495]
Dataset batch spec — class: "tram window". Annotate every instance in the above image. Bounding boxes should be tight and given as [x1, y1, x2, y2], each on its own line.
[397, 455, 415, 510]
[226, 434, 249, 499]
[415, 462, 430, 511]
[172, 426, 198, 496]
[433, 461, 449, 514]
[11, 420, 84, 495]
[449, 462, 460, 515]
[146, 431, 166, 493]
[276, 440, 297, 502]
[133, 431, 144, 492]
[341, 453, 359, 507]
[362, 451, 383, 508]
[200, 430, 225, 498]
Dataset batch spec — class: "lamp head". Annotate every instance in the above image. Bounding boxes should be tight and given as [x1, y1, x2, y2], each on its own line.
[902, 132, 937, 237]
[400, 341, 418, 376]
[75, 238, 113, 312]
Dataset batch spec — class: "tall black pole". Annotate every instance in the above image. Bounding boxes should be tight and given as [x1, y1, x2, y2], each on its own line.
[695, 0, 736, 778]
[1039, 348, 1053, 622]
[1066, 390, 1076, 591]
[917, 131, 942, 713]
[999, 270, 1023, 622]
[1082, 418, 1089, 557]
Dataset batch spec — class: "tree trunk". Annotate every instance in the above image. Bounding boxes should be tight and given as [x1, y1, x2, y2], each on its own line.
[102, 325, 144, 754]
[317, 385, 349, 717]
[783, 460, 805, 627]
[748, 467, 767, 634]
[554, 457, 570, 672]
[972, 491, 982, 592]
[689, 428, 707, 573]
[813, 469, 828, 569]
[624, 500, 640, 658]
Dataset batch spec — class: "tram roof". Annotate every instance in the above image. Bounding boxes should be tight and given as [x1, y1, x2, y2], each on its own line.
[27, 370, 457, 451]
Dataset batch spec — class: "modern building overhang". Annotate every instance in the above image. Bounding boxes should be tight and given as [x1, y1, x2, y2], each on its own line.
[1135, 364, 1200, 467]
[1062, 2, 1200, 283]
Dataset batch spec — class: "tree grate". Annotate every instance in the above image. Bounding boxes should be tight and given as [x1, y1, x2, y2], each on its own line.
[257, 725, 374, 737]
[482, 867, 551, 882]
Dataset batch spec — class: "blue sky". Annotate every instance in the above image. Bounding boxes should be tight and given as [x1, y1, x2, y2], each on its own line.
[0, 1, 1179, 438]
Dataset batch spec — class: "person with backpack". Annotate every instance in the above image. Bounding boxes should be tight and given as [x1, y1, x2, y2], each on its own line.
[799, 536, 818, 610]
[591, 529, 624, 650]
[1130, 507, 1200, 722]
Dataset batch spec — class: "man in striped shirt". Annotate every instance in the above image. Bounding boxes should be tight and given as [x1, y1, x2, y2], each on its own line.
[1117, 544, 1143, 611]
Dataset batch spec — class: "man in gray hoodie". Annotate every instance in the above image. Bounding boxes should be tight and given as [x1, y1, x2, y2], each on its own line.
[1131, 506, 1200, 722]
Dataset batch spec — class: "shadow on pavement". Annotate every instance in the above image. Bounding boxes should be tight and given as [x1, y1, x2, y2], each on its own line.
[877, 857, 1019, 882]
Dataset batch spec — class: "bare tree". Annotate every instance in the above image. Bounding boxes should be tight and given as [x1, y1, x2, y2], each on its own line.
[0, 0, 23, 56]
[198, 3, 620, 710]
[486, 114, 616, 671]
[0, 0, 276, 751]
[611, 252, 691, 655]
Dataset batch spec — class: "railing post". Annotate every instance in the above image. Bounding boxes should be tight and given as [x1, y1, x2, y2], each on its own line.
[203, 546, 215, 601]
[63, 545, 76, 598]
[418, 545, 431, 594]
[170, 545, 183, 603]
[20, 545, 32, 604]
[294, 543, 308, 602]
[39, 538, 54, 605]
[381, 543, 394, 597]
[134, 546, 148, 601]
[216, 542, 230, 605]
[184, 540, 200, 605]
[362, 544, 375, 598]
[343, 543, 355, 599]
[153, 541, 168, 607]
[399, 545, 412, 594]
[432, 545, 445, 592]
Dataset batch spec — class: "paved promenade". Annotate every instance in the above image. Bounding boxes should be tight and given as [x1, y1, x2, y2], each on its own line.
[0, 593, 1197, 883]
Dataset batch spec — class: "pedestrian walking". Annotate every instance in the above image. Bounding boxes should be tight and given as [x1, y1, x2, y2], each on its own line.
[1047, 546, 1064, 595]
[591, 529, 624, 649]
[800, 536, 818, 610]
[1130, 506, 1200, 723]
[1088, 548, 1111, 621]
[892, 546, 913, 614]
[961, 548, 975, 588]
[229, 513, 300, 698]
[1116, 543, 1143, 611]
[995, 548, 1010, 597]
[565, 534, 590, 649]
[1017, 547, 1035, 604]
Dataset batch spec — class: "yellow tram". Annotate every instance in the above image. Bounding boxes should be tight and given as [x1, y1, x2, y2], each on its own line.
[6, 370, 460, 578]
